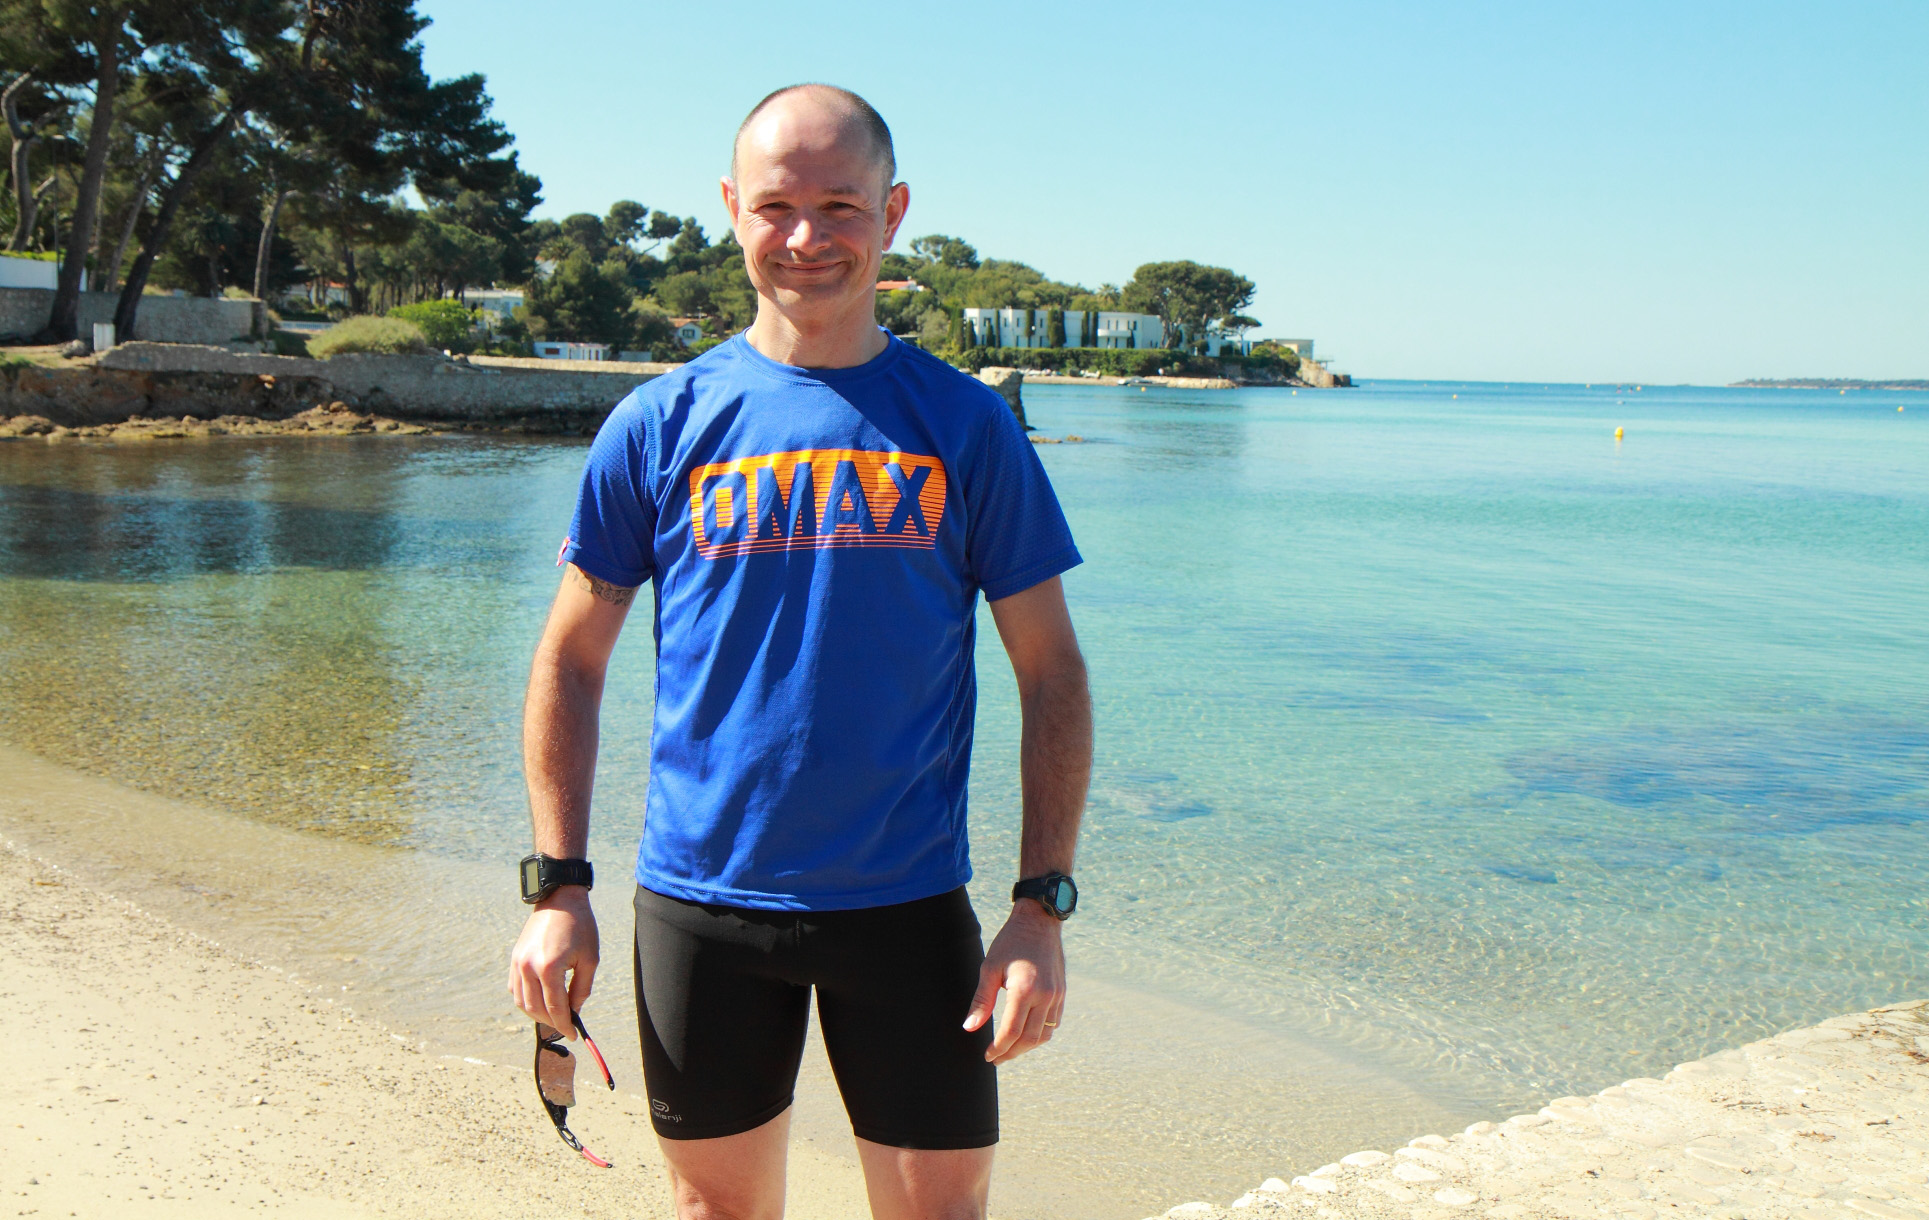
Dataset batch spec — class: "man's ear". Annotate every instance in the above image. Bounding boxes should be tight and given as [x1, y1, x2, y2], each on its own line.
[720, 176, 740, 237]
[882, 181, 910, 250]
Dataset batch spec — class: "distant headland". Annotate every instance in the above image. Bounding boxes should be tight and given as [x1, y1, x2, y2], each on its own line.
[1732, 378, 1928, 390]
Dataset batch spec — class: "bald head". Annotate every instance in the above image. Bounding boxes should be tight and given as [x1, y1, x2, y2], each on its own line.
[732, 84, 896, 188]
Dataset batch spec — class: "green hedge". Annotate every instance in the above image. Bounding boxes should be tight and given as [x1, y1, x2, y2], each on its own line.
[948, 346, 1182, 376]
[308, 316, 430, 358]
[388, 300, 479, 351]
[945, 346, 1300, 379]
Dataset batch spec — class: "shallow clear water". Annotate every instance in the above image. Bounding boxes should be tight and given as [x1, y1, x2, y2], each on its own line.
[2, 381, 1925, 1211]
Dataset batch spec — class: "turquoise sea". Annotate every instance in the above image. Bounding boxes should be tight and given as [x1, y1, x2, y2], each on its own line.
[1, 379, 1924, 1215]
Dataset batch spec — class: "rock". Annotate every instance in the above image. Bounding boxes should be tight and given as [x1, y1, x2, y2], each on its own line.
[1685, 1146, 1748, 1170]
[1410, 1134, 1451, 1149]
[1307, 1163, 1341, 1178]
[1541, 1105, 1594, 1124]
[974, 366, 1025, 426]
[1394, 1162, 1442, 1183]
[1463, 1122, 1496, 1136]
[1434, 1188, 1477, 1206]
[1166, 1204, 1216, 1219]
[60, 338, 90, 358]
[1290, 1175, 1335, 1194]
[1398, 1147, 1466, 1173]
[1361, 1180, 1417, 1202]
[1256, 1179, 1288, 1194]
[1340, 1151, 1390, 1167]
[1847, 1202, 1913, 1219]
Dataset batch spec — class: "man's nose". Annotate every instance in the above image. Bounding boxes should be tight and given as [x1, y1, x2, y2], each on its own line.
[787, 216, 831, 256]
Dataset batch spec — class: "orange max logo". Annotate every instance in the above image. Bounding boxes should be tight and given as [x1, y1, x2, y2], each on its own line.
[686, 449, 948, 559]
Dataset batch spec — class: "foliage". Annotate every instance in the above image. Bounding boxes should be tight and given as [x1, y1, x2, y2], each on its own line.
[307, 315, 430, 358]
[519, 252, 636, 348]
[908, 234, 978, 269]
[951, 347, 1185, 376]
[268, 328, 310, 357]
[948, 345, 1303, 380]
[1121, 261, 1256, 353]
[389, 299, 478, 351]
[1247, 340, 1302, 375]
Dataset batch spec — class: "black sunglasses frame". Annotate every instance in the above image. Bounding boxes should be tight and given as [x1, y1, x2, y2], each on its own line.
[534, 1010, 614, 1167]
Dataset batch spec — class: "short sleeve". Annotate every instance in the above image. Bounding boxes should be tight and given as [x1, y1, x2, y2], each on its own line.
[559, 391, 658, 587]
[963, 396, 1082, 601]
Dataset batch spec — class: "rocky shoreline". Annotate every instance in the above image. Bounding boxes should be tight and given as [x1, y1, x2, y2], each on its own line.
[1153, 1002, 1929, 1220]
[0, 401, 435, 440]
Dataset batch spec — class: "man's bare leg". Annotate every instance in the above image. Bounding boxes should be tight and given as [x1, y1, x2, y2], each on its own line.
[658, 1108, 791, 1220]
[855, 1139, 993, 1220]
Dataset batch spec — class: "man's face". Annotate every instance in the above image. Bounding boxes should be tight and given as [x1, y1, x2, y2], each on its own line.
[724, 101, 908, 325]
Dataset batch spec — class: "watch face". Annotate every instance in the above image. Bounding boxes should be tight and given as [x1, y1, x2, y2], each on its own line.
[1051, 877, 1077, 914]
[522, 857, 542, 898]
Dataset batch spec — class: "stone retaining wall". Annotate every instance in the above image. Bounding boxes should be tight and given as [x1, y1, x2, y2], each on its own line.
[1, 342, 674, 430]
[0, 289, 265, 345]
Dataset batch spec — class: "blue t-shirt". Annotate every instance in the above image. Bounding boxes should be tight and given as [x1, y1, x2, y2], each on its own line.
[561, 332, 1081, 911]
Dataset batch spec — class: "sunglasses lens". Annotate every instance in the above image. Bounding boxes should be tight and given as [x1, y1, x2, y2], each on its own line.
[537, 1038, 577, 1106]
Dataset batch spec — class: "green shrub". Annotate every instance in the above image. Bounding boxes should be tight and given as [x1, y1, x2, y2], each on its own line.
[307, 315, 431, 358]
[269, 330, 311, 357]
[944, 344, 1301, 380]
[949, 346, 1180, 377]
[388, 300, 479, 351]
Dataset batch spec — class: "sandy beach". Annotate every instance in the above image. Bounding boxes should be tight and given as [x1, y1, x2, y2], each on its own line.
[5, 755, 1925, 1220]
[0, 837, 875, 1220]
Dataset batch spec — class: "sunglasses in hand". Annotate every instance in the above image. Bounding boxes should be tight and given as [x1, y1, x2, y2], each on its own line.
[535, 1011, 615, 1167]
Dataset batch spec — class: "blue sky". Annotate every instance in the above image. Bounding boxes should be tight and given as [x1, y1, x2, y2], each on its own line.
[418, 1, 1926, 383]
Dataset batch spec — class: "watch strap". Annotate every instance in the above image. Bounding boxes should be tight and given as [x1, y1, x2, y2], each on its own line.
[521, 854, 594, 903]
[1011, 873, 1077, 919]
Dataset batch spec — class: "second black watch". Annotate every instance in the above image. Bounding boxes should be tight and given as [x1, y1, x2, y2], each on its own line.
[520, 854, 594, 904]
[1012, 872, 1078, 920]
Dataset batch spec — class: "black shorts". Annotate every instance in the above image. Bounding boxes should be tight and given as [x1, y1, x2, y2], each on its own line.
[632, 884, 998, 1149]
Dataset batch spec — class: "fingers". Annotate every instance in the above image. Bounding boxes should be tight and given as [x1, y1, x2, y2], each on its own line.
[983, 960, 1036, 1062]
[567, 953, 598, 1015]
[508, 907, 599, 1038]
[962, 960, 1001, 1033]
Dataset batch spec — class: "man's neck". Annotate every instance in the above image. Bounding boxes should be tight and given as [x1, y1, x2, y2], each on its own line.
[744, 296, 888, 369]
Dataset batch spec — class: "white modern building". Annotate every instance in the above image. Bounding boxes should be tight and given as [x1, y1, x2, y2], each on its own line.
[465, 288, 525, 327]
[533, 340, 609, 362]
[960, 306, 1165, 350]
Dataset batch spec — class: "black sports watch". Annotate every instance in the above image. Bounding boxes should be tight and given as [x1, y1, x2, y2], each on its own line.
[1012, 872, 1078, 920]
[520, 854, 594, 904]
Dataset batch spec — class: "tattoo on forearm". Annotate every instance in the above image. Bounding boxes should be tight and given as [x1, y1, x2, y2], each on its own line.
[573, 569, 638, 606]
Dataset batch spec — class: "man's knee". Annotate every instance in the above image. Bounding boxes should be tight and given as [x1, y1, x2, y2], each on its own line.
[667, 1172, 784, 1220]
[658, 1111, 791, 1220]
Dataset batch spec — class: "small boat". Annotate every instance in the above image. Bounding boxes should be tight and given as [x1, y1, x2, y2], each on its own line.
[1117, 376, 1152, 387]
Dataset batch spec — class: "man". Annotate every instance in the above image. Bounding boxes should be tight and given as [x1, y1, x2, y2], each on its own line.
[508, 83, 1091, 1220]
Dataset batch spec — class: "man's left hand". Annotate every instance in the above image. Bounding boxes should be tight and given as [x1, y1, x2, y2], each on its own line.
[963, 900, 1066, 1063]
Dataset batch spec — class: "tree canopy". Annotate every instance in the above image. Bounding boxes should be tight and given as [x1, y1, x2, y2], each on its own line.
[1121, 260, 1257, 353]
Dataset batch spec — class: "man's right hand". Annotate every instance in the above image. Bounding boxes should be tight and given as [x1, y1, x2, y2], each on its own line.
[509, 885, 599, 1038]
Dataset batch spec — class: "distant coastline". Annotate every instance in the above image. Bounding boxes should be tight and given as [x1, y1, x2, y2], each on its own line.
[1731, 378, 1928, 390]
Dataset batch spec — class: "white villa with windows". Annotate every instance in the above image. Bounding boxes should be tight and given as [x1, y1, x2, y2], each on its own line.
[958, 306, 1256, 356]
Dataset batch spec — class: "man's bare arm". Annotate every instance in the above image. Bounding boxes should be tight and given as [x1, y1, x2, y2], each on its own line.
[570, 565, 638, 607]
[509, 563, 638, 1037]
[964, 576, 1092, 1064]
